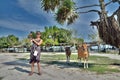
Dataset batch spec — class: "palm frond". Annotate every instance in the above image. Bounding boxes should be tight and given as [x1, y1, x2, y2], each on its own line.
[41, 0, 61, 12]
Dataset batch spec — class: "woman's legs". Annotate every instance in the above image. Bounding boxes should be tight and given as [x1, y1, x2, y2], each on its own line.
[29, 61, 34, 76]
[31, 61, 35, 72]
[37, 62, 41, 75]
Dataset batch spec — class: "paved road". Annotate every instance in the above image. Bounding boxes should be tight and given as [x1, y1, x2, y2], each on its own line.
[90, 53, 120, 60]
[0, 53, 120, 80]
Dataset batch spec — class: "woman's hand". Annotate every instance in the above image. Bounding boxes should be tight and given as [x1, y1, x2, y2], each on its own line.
[30, 39, 35, 42]
[31, 39, 43, 46]
[32, 39, 35, 42]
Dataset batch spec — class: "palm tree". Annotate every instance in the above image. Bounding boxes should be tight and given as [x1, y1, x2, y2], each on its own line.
[41, 0, 120, 54]
[41, 0, 78, 24]
[41, 0, 60, 12]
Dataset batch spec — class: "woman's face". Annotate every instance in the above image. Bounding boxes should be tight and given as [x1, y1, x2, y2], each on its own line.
[36, 34, 41, 38]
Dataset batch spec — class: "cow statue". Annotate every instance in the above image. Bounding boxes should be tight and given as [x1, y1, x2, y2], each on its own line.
[77, 43, 89, 68]
[65, 46, 71, 63]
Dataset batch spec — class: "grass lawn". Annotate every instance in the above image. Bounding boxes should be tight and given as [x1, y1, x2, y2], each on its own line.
[20, 53, 120, 74]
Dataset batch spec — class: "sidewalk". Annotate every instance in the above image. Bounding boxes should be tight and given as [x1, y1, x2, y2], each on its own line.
[0, 53, 120, 80]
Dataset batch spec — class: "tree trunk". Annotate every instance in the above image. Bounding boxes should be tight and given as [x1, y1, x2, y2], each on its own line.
[99, 0, 108, 22]
[98, 44, 100, 52]
[95, 0, 120, 54]
[119, 48, 120, 55]
[117, 8, 120, 26]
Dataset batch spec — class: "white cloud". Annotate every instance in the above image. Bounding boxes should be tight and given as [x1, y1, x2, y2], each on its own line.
[0, 0, 60, 33]
[17, 0, 42, 15]
[0, 0, 99, 41]
[17, 0, 57, 25]
[0, 19, 44, 32]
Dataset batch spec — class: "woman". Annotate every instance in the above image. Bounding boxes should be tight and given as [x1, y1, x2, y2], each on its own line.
[29, 31, 43, 76]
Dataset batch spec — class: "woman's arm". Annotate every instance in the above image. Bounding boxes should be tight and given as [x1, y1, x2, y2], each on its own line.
[32, 39, 43, 46]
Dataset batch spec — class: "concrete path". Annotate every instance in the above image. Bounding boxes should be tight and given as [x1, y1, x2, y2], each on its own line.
[0, 53, 120, 80]
[90, 53, 120, 60]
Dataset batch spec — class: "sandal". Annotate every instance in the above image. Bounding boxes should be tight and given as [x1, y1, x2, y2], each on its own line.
[38, 72, 42, 75]
[29, 72, 33, 76]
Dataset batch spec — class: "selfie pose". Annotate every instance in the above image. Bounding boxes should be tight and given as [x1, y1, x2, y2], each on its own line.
[29, 31, 43, 76]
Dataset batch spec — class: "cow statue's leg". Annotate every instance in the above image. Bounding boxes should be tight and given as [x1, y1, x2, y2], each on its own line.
[66, 55, 68, 63]
[66, 55, 70, 63]
[68, 56, 70, 63]
[83, 58, 86, 68]
[78, 58, 82, 65]
[86, 58, 88, 68]
[84, 57, 89, 68]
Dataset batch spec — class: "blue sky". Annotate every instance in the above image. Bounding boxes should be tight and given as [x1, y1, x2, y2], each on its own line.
[0, 0, 119, 41]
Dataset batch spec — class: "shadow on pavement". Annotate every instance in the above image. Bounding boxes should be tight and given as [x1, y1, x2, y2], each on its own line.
[42, 60, 120, 69]
[2, 59, 30, 67]
[14, 67, 30, 73]
[2, 59, 30, 73]
[42, 61, 85, 69]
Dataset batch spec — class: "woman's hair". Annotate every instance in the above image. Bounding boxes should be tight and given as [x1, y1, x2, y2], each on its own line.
[36, 31, 41, 35]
